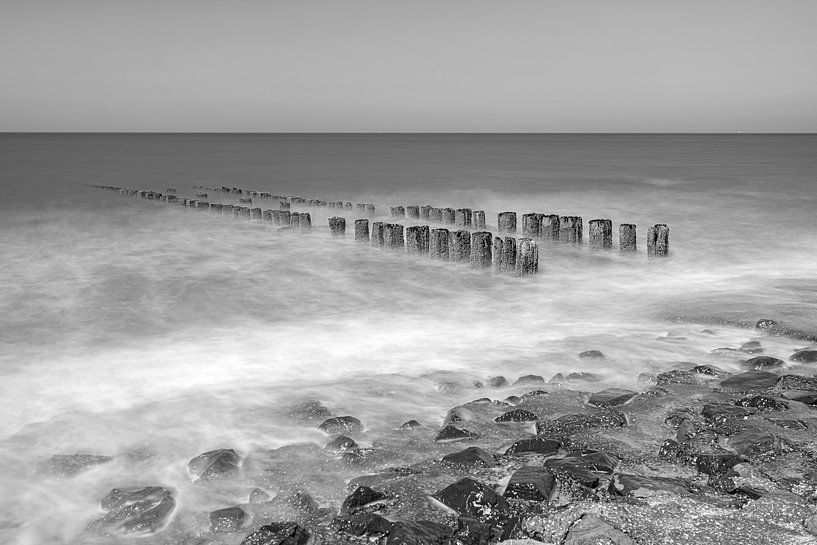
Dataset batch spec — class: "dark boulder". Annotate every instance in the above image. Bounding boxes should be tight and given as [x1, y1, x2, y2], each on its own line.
[537, 410, 627, 436]
[776, 374, 817, 390]
[587, 388, 637, 407]
[691, 364, 731, 378]
[210, 506, 246, 531]
[505, 436, 560, 456]
[790, 349, 817, 363]
[399, 420, 422, 431]
[743, 356, 785, 370]
[325, 435, 358, 452]
[286, 400, 332, 422]
[608, 473, 694, 497]
[513, 375, 544, 386]
[656, 370, 697, 385]
[695, 453, 747, 476]
[318, 416, 362, 435]
[727, 428, 778, 457]
[701, 404, 755, 427]
[755, 318, 781, 334]
[35, 454, 112, 479]
[188, 449, 241, 481]
[563, 513, 634, 545]
[434, 426, 477, 443]
[331, 513, 392, 537]
[503, 466, 555, 501]
[487, 376, 508, 388]
[240, 522, 310, 545]
[495, 409, 538, 423]
[720, 371, 780, 391]
[432, 478, 509, 523]
[387, 521, 452, 545]
[734, 396, 789, 411]
[578, 350, 605, 359]
[454, 517, 491, 545]
[341, 485, 385, 513]
[88, 486, 175, 536]
[442, 447, 497, 468]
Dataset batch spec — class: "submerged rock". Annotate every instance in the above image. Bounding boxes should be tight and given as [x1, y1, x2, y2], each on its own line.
[536, 410, 627, 436]
[727, 428, 778, 457]
[587, 388, 637, 407]
[210, 506, 246, 531]
[88, 486, 175, 536]
[495, 409, 539, 423]
[249, 489, 271, 503]
[563, 513, 634, 545]
[790, 349, 817, 363]
[487, 376, 509, 388]
[434, 426, 478, 443]
[513, 375, 544, 386]
[432, 477, 509, 524]
[787, 392, 817, 405]
[505, 436, 560, 456]
[35, 454, 112, 479]
[720, 371, 780, 391]
[331, 512, 392, 537]
[341, 485, 385, 513]
[767, 418, 807, 430]
[734, 396, 789, 411]
[240, 522, 310, 545]
[503, 466, 555, 501]
[188, 449, 241, 481]
[743, 356, 785, 370]
[608, 473, 695, 497]
[286, 400, 332, 422]
[740, 341, 764, 354]
[776, 374, 817, 390]
[701, 403, 755, 423]
[578, 350, 605, 359]
[325, 435, 358, 452]
[399, 420, 422, 431]
[442, 447, 497, 468]
[692, 364, 731, 378]
[318, 416, 362, 435]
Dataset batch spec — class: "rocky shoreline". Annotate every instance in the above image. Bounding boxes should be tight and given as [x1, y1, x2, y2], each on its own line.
[34, 320, 817, 544]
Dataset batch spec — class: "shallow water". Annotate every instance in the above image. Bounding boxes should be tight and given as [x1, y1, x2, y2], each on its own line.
[1, 133, 816, 543]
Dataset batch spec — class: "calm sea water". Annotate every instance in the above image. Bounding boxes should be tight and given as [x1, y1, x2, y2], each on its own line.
[1, 133, 816, 543]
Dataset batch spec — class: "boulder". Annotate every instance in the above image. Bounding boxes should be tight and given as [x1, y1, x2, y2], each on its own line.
[720, 371, 780, 391]
[387, 521, 452, 545]
[790, 349, 817, 363]
[442, 447, 497, 468]
[454, 517, 491, 545]
[701, 403, 755, 424]
[563, 513, 634, 545]
[35, 454, 112, 479]
[513, 375, 544, 386]
[188, 449, 241, 481]
[399, 420, 422, 431]
[734, 396, 789, 411]
[210, 506, 246, 531]
[656, 370, 697, 385]
[727, 428, 778, 457]
[331, 513, 392, 536]
[608, 473, 694, 497]
[240, 522, 310, 545]
[691, 364, 731, 378]
[537, 410, 627, 436]
[341, 485, 385, 513]
[325, 435, 358, 452]
[88, 486, 175, 536]
[776, 375, 817, 390]
[740, 341, 764, 354]
[503, 466, 555, 501]
[487, 376, 509, 388]
[743, 356, 785, 370]
[286, 400, 332, 422]
[504, 437, 560, 456]
[318, 416, 362, 435]
[434, 426, 478, 443]
[695, 453, 747, 476]
[432, 477, 509, 523]
[495, 409, 539, 423]
[587, 388, 637, 407]
[578, 350, 605, 359]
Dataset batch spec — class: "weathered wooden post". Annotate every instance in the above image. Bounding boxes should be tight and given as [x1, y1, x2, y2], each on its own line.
[494, 236, 517, 273]
[332, 201, 343, 209]
[619, 224, 637, 254]
[290, 212, 300, 227]
[384, 223, 404, 249]
[498, 212, 517, 234]
[299, 212, 312, 231]
[391, 206, 406, 218]
[455, 208, 472, 227]
[470, 232, 492, 268]
[407, 205, 420, 219]
[429, 208, 443, 223]
[647, 224, 669, 258]
[540, 215, 560, 240]
[515, 238, 539, 277]
[222, 204, 234, 214]
[241, 206, 252, 218]
[329, 217, 346, 236]
[354, 219, 369, 242]
[406, 225, 430, 254]
[589, 219, 612, 249]
[197, 201, 210, 210]
[372, 221, 385, 247]
[473, 211, 486, 229]
[280, 201, 291, 210]
[522, 213, 544, 237]
[251, 208, 262, 219]
[559, 216, 582, 244]
[365, 204, 376, 216]
[210, 203, 222, 212]
[449, 230, 471, 263]
[430, 228, 450, 260]
[442, 208, 456, 225]
[263, 209, 273, 221]
[420, 205, 431, 220]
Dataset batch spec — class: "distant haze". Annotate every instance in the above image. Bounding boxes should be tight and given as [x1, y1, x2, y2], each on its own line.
[1, 0, 815, 132]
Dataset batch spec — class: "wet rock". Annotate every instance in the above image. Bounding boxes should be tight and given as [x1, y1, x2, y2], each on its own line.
[454, 517, 491, 545]
[387, 521, 452, 545]
[188, 449, 241, 481]
[691, 364, 731, 378]
[536, 410, 627, 436]
[432, 477, 510, 523]
[487, 376, 509, 388]
[331, 512, 392, 537]
[35, 454, 112, 479]
[755, 318, 781, 334]
[505, 437, 560, 456]
[399, 420, 422, 431]
[587, 388, 637, 407]
[434, 426, 478, 443]
[503, 466, 555, 501]
[240, 522, 310, 545]
[252, 490, 321, 525]
[768, 418, 807, 430]
[210, 506, 246, 531]
[566, 372, 603, 382]
[578, 350, 604, 359]
[325, 435, 358, 452]
[734, 395, 789, 411]
[341, 486, 385, 513]
[656, 370, 697, 385]
[608, 473, 695, 497]
[503, 396, 522, 405]
[720, 371, 780, 391]
[658, 439, 686, 461]
[340, 448, 398, 467]
[740, 341, 764, 354]
[495, 409, 539, 423]
[695, 453, 747, 476]
[787, 392, 817, 405]
[520, 390, 549, 400]
[249, 489, 271, 503]
[442, 447, 497, 468]
[776, 374, 817, 390]
[727, 428, 778, 457]
[675, 418, 697, 443]
[544, 452, 616, 488]
[513, 375, 544, 386]
[710, 347, 743, 358]
[88, 486, 175, 535]
[286, 400, 332, 422]
[563, 513, 634, 545]
[790, 349, 817, 363]
[743, 356, 785, 370]
[804, 513, 817, 535]
[701, 404, 755, 426]
[318, 416, 362, 435]
[636, 373, 656, 385]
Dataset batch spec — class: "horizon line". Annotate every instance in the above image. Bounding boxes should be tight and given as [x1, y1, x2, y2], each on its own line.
[2, 131, 816, 136]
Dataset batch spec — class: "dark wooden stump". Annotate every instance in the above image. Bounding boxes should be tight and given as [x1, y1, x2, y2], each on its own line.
[515, 238, 539, 277]
[455, 208, 472, 227]
[647, 224, 669, 258]
[540, 215, 560, 240]
[494, 236, 517, 273]
[522, 213, 544, 237]
[406, 225, 430, 254]
[391, 206, 406, 218]
[262, 209, 272, 221]
[372, 221, 385, 246]
[329, 217, 346, 236]
[442, 208, 456, 225]
[498, 212, 517, 234]
[589, 219, 612, 249]
[384, 223, 404, 249]
[407, 205, 420, 219]
[429, 207, 443, 223]
[619, 224, 637, 253]
[473, 211, 486, 229]
[430, 228, 450, 260]
[420, 205, 431, 220]
[290, 211, 300, 227]
[449, 230, 471, 263]
[559, 216, 582, 244]
[354, 219, 369, 242]
[251, 208, 262, 219]
[470, 231, 492, 268]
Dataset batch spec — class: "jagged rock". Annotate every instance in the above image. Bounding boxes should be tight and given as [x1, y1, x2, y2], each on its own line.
[563, 513, 634, 545]
[286, 400, 332, 422]
[495, 409, 539, 423]
[608, 473, 695, 497]
[701, 404, 755, 425]
[695, 453, 747, 476]
[240, 522, 310, 545]
[536, 410, 627, 436]
[35, 454, 112, 479]
[727, 428, 778, 457]
[188, 449, 241, 481]
[88, 486, 175, 535]
[790, 349, 817, 363]
[210, 507, 246, 531]
[505, 437, 560, 456]
[658, 439, 686, 460]
[676, 418, 697, 443]
[734, 396, 789, 411]
[318, 416, 362, 435]
[587, 388, 637, 407]
[544, 452, 616, 488]
[399, 420, 422, 431]
[720, 371, 780, 391]
[387, 521, 452, 545]
[454, 517, 491, 545]
[325, 435, 358, 452]
[442, 447, 497, 468]
[513, 375, 544, 386]
[341, 486, 385, 513]
[331, 513, 392, 536]
[776, 374, 817, 390]
[434, 426, 477, 443]
[432, 477, 509, 523]
[743, 356, 785, 370]
[578, 350, 605, 359]
[488, 376, 509, 388]
[249, 489, 271, 503]
[503, 466, 555, 501]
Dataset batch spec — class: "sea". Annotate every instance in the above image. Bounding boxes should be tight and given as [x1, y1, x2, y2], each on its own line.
[1, 133, 816, 543]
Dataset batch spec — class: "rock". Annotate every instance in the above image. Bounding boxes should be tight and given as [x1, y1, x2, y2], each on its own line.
[776, 374, 817, 390]
[544, 452, 616, 488]
[387, 521, 452, 545]
[487, 376, 509, 388]
[35, 454, 112, 479]
[578, 350, 605, 359]
[656, 370, 699, 385]
[566, 372, 603, 382]
[318, 416, 362, 435]
[536, 410, 627, 436]
[520, 390, 549, 400]
[658, 439, 686, 461]
[720, 371, 780, 391]
[88, 486, 176, 535]
[454, 517, 491, 545]
[495, 409, 539, 423]
[210, 506, 246, 531]
[399, 420, 422, 431]
[503, 466, 555, 501]
[695, 453, 747, 476]
[675, 418, 697, 443]
[734, 396, 789, 411]
[563, 513, 634, 545]
[503, 396, 522, 405]
[285, 400, 332, 422]
[240, 522, 310, 545]
[710, 347, 743, 358]
[341, 485, 385, 513]
[442, 447, 497, 468]
[587, 388, 637, 407]
[608, 473, 694, 497]
[331, 513, 392, 537]
[804, 513, 817, 535]
[513, 375, 544, 386]
[249, 489, 271, 503]
[691, 364, 731, 378]
[505, 437, 560, 456]
[768, 419, 807, 430]
[254, 490, 321, 525]
[701, 404, 755, 425]
[325, 435, 358, 452]
[432, 477, 509, 523]
[188, 449, 241, 481]
[727, 428, 778, 457]
[740, 341, 764, 353]
[636, 373, 656, 385]
[790, 349, 817, 363]
[787, 392, 817, 405]
[434, 426, 478, 443]
[755, 318, 780, 334]
[743, 356, 785, 370]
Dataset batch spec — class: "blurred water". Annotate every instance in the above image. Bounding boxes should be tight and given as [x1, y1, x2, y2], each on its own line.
[1, 133, 816, 543]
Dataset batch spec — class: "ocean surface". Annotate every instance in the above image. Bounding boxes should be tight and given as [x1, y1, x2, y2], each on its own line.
[1, 133, 816, 543]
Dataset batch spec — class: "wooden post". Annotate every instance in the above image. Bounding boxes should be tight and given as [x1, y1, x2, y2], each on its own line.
[430, 228, 450, 260]
[406, 225, 430, 254]
[372, 221, 385, 246]
[299, 212, 312, 231]
[365, 204, 376, 216]
[619, 224, 637, 254]
[355, 219, 369, 242]
[473, 211, 486, 229]
[469, 232, 492, 268]
[345, 202, 352, 209]
[290, 212, 300, 228]
[391, 206, 406, 218]
[280, 201, 291, 210]
[407, 205, 420, 219]
[429, 208, 443, 223]
[515, 238, 539, 277]
[493, 237, 504, 272]
[442, 208, 456, 225]
[329, 217, 346, 236]
[522, 213, 543, 237]
[420, 205, 431, 220]
[384, 223, 404, 249]
[559, 216, 582, 244]
[589, 219, 612, 249]
[263, 209, 272, 221]
[210, 203, 222, 213]
[494, 236, 517, 273]
[222, 204, 234, 214]
[647, 224, 669, 258]
[540, 215, 560, 240]
[455, 208, 472, 227]
[498, 212, 517, 234]
[449, 230, 471, 263]
[251, 208, 262, 219]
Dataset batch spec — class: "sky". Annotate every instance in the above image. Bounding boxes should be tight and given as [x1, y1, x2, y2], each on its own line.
[1, 0, 815, 132]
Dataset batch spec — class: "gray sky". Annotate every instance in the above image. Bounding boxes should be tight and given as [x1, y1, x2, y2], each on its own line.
[1, 0, 815, 132]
